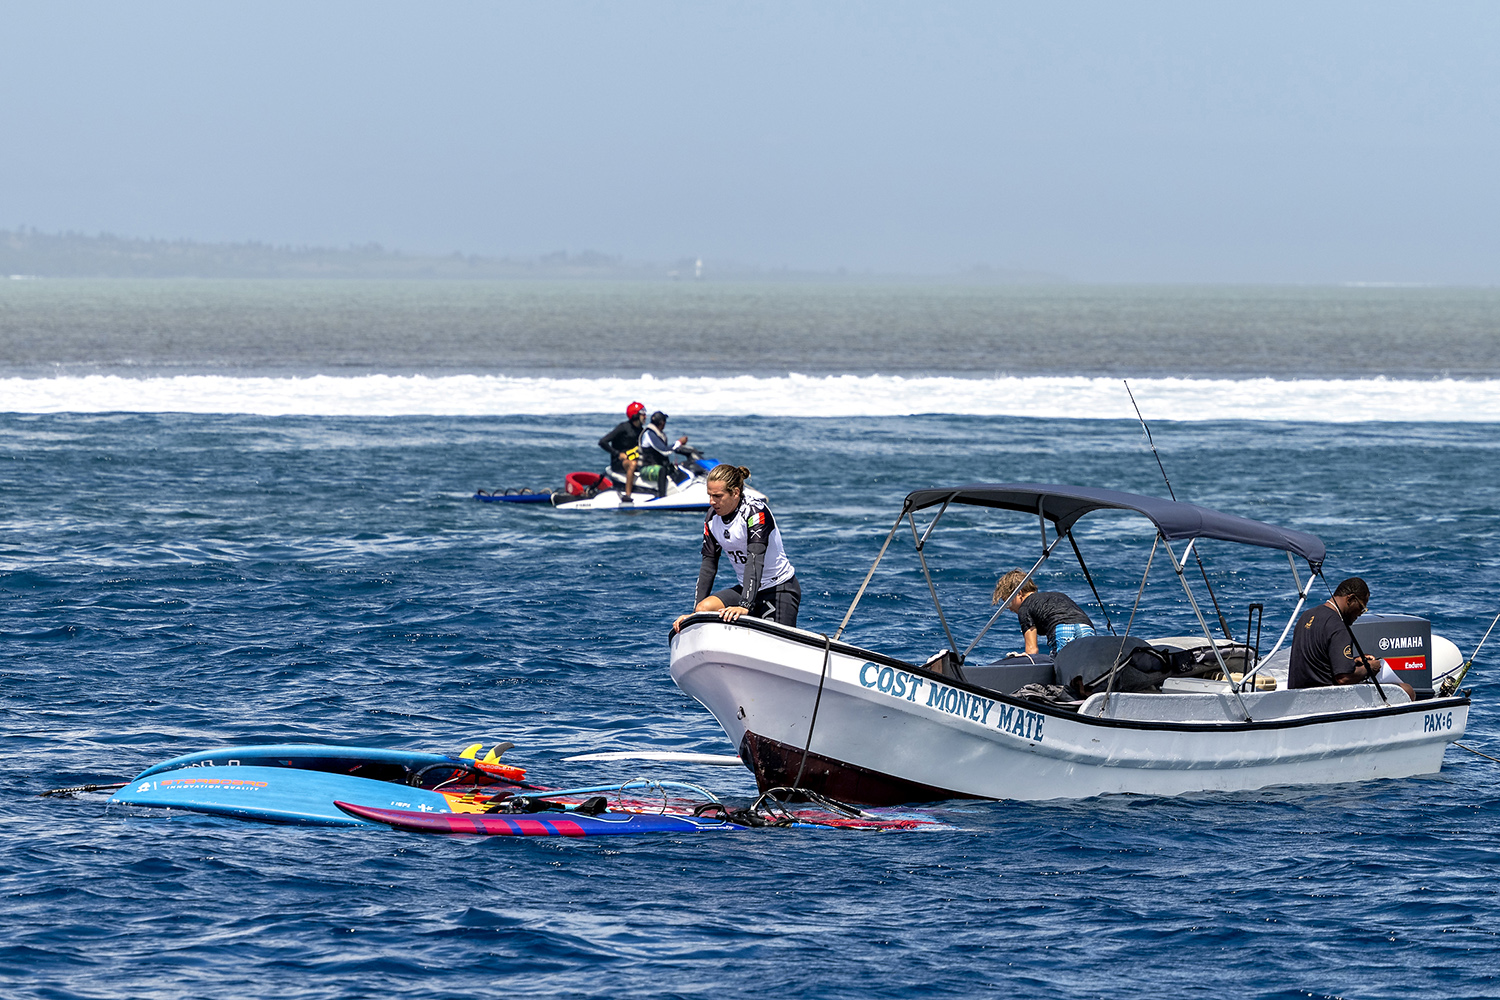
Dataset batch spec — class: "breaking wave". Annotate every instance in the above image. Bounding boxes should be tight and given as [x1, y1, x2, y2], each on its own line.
[4, 373, 1499, 422]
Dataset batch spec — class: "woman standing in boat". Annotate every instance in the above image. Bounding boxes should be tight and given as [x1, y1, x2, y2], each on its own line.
[673, 464, 800, 629]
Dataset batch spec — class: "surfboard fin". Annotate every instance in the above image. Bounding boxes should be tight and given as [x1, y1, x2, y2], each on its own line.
[482, 742, 515, 765]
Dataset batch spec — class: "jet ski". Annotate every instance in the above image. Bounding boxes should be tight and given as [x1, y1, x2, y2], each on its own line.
[554, 445, 769, 511]
[477, 446, 759, 512]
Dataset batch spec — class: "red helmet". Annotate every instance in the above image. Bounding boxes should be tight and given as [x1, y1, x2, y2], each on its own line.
[626, 401, 645, 418]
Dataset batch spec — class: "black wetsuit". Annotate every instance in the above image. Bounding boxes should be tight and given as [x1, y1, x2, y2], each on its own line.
[1289, 603, 1360, 688]
[598, 418, 642, 475]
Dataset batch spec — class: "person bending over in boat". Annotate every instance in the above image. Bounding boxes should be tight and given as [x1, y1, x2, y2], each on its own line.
[992, 570, 1096, 657]
[598, 401, 647, 502]
[1288, 577, 1415, 698]
[672, 464, 800, 630]
[638, 411, 688, 499]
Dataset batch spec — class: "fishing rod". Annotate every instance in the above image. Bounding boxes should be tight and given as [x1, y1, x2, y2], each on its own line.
[1319, 574, 1389, 704]
[1441, 608, 1500, 697]
[1123, 380, 1236, 641]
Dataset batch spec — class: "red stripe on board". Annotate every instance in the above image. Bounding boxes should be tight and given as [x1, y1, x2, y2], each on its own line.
[511, 818, 551, 836]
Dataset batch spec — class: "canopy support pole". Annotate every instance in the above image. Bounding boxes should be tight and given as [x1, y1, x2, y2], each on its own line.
[1240, 552, 1313, 686]
[919, 496, 953, 548]
[833, 507, 905, 641]
[1098, 534, 1158, 714]
[910, 512, 960, 658]
[1167, 538, 1254, 722]
[963, 530, 1068, 657]
[1067, 529, 1115, 636]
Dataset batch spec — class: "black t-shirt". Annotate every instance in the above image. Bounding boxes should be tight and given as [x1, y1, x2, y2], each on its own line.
[598, 419, 640, 456]
[1288, 603, 1360, 688]
[1016, 591, 1093, 640]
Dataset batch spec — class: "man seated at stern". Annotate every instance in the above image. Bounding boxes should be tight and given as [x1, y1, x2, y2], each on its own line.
[993, 569, 1096, 657]
[1288, 576, 1415, 698]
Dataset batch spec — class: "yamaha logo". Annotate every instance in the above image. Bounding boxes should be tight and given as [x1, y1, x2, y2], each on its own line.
[1378, 636, 1422, 651]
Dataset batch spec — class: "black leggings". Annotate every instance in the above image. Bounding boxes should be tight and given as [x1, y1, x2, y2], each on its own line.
[710, 576, 801, 627]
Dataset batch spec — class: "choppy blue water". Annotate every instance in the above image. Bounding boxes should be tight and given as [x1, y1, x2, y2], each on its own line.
[4, 410, 1499, 999]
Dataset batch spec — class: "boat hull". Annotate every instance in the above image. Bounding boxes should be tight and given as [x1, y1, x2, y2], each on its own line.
[669, 618, 1470, 804]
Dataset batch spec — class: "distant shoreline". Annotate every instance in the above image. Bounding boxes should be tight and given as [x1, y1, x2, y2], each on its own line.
[0, 229, 1062, 283]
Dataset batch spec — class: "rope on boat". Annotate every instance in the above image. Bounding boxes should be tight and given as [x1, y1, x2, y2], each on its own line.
[791, 633, 834, 792]
[492, 778, 726, 816]
[1453, 742, 1500, 765]
[708, 786, 871, 828]
[484, 769, 875, 829]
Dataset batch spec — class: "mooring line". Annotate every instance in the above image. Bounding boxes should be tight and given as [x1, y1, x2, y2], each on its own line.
[1453, 742, 1500, 765]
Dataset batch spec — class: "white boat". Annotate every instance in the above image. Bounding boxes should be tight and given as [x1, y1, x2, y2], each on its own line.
[669, 484, 1473, 804]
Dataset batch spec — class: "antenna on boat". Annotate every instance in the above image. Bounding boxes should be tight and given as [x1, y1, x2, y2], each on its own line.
[1125, 380, 1178, 501]
[1124, 380, 1236, 641]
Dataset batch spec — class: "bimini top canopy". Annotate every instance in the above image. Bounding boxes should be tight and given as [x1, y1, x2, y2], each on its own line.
[903, 483, 1326, 568]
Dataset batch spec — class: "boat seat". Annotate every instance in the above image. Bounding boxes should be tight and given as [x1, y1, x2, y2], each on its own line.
[964, 654, 1055, 695]
[1054, 635, 1172, 694]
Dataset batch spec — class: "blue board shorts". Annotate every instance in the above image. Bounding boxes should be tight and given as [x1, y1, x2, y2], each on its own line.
[1049, 623, 1097, 656]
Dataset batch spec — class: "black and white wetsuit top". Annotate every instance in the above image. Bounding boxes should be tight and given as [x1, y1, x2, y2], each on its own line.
[696, 494, 796, 610]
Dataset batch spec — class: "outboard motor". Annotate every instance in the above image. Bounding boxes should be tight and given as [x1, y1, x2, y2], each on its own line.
[1351, 613, 1433, 698]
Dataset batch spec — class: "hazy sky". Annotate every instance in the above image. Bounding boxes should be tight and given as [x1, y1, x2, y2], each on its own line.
[3, 2, 1497, 282]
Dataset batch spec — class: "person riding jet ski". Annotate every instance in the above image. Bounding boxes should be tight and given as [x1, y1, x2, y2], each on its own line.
[598, 402, 647, 501]
[638, 411, 688, 499]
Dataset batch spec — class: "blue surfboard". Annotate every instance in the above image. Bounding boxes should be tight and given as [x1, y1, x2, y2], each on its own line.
[110, 765, 459, 826]
[130, 744, 474, 783]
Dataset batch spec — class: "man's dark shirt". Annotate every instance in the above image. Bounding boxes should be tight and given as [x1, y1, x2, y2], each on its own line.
[598, 420, 640, 457]
[1016, 592, 1093, 641]
[1288, 603, 1359, 688]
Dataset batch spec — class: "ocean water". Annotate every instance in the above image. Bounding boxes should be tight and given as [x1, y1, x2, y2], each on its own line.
[3, 282, 1500, 999]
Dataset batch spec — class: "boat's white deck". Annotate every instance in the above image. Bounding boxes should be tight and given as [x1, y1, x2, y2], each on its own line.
[1078, 683, 1409, 724]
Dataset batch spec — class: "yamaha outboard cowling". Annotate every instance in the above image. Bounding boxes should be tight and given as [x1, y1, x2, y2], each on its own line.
[1351, 613, 1433, 697]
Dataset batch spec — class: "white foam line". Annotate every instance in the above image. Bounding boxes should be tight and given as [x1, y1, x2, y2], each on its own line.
[3, 373, 1499, 422]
